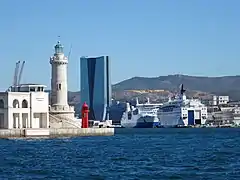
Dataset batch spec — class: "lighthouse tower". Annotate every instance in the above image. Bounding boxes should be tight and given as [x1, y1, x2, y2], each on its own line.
[49, 41, 75, 118]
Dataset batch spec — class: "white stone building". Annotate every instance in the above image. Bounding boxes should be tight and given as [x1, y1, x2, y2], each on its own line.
[213, 95, 229, 105]
[0, 84, 49, 129]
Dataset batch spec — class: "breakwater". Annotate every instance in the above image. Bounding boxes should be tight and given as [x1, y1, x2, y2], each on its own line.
[0, 128, 114, 138]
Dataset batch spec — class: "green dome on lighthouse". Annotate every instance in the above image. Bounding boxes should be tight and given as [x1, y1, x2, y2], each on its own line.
[54, 41, 64, 54]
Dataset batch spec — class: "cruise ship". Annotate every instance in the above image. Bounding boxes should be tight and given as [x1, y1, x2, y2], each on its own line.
[121, 98, 161, 128]
[157, 84, 207, 127]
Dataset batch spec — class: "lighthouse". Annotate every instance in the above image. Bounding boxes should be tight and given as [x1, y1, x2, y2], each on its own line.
[48, 40, 80, 129]
[49, 41, 74, 117]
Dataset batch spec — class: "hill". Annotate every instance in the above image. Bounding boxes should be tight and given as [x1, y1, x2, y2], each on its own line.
[113, 75, 240, 92]
[67, 74, 240, 107]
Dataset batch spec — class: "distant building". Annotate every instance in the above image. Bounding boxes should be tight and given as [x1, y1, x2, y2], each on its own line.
[80, 56, 112, 121]
[0, 84, 49, 129]
[213, 95, 229, 105]
[109, 100, 127, 125]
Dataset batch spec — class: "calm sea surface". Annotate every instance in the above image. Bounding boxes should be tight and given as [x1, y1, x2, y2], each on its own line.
[0, 128, 239, 180]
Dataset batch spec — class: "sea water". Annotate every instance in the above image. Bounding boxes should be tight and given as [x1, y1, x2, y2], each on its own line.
[0, 128, 239, 179]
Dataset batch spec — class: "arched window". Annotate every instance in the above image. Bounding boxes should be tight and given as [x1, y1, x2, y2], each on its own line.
[13, 99, 20, 108]
[22, 99, 28, 108]
[0, 99, 4, 108]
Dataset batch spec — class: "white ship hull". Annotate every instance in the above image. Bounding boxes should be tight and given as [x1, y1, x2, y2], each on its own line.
[158, 107, 208, 127]
[121, 113, 159, 128]
[158, 107, 185, 127]
[121, 98, 160, 128]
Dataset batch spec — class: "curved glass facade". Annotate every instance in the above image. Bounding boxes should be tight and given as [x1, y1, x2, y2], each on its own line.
[80, 56, 112, 121]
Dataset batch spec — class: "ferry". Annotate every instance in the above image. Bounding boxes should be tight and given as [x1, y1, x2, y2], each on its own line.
[120, 98, 161, 128]
[157, 84, 207, 127]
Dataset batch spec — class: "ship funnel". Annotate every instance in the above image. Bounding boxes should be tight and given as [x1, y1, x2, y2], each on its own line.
[179, 84, 186, 95]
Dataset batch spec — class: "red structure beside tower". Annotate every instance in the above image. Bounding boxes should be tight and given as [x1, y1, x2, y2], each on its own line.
[81, 102, 89, 128]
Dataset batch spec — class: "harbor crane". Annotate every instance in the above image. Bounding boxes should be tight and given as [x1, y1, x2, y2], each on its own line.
[18, 61, 25, 85]
[12, 60, 25, 86]
[13, 61, 20, 86]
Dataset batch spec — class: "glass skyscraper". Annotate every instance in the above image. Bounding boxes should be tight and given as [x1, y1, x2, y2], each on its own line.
[80, 56, 112, 121]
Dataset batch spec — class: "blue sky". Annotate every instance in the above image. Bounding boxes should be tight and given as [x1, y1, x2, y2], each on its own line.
[0, 0, 239, 91]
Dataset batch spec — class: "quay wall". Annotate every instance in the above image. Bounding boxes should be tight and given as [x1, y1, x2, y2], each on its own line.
[0, 129, 24, 138]
[50, 128, 114, 137]
[0, 128, 114, 138]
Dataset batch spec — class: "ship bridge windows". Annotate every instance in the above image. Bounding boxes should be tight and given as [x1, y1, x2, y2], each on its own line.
[161, 105, 178, 112]
[163, 107, 173, 112]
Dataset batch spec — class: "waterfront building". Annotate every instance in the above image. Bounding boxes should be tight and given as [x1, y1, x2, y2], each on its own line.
[0, 84, 49, 129]
[80, 56, 112, 121]
[212, 95, 229, 105]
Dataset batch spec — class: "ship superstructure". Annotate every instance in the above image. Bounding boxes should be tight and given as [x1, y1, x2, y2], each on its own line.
[157, 84, 207, 127]
[121, 98, 160, 128]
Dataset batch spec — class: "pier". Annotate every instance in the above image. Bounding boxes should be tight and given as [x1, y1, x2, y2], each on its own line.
[0, 128, 114, 138]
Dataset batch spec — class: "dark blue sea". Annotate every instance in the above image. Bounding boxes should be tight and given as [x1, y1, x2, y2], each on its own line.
[0, 128, 239, 180]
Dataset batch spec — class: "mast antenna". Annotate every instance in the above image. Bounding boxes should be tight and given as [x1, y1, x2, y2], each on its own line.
[68, 44, 72, 60]
[57, 35, 61, 43]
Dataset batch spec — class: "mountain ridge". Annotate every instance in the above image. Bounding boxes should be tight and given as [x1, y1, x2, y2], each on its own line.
[56, 74, 240, 106]
[113, 74, 240, 93]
